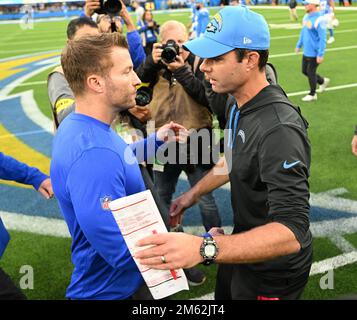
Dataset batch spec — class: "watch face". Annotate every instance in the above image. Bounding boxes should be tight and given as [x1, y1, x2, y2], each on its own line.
[204, 244, 216, 258]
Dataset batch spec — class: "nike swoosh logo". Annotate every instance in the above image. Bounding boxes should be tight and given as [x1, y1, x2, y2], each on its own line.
[283, 160, 301, 169]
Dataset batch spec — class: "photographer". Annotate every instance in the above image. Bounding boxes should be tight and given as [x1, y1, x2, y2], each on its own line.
[136, 20, 221, 286]
[48, 1, 145, 129]
[85, 0, 145, 70]
[137, 10, 160, 55]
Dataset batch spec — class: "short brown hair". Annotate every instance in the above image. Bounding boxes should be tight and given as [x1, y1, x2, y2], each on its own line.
[234, 49, 269, 71]
[61, 33, 128, 96]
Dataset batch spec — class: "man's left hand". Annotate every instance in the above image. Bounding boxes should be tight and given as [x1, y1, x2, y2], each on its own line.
[317, 56, 324, 64]
[352, 135, 357, 157]
[37, 178, 54, 199]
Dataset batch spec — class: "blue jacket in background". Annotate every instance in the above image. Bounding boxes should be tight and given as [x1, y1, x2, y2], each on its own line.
[0, 152, 48, 258]
[127, 30, 146, 69]
[196, 8, 210, 38]
[296, 11, 327, 58]
[137, 20, 159, 46]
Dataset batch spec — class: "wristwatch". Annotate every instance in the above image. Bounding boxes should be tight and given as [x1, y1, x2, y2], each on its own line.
[200, 233, 219, 266]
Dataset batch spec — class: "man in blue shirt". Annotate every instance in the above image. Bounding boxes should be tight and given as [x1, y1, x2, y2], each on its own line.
[53, 32, 185, 299]
[320, 0, 336, 44]
[0, 153, 52, 299]
[295, 0, 330, 102]
[195, 0, 210, 38]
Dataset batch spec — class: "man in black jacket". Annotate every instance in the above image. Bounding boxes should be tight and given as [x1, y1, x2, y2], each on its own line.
[135, 6, 312, 300]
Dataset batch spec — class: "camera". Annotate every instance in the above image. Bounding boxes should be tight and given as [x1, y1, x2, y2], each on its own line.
[161, 40, 180, 64]
[95, 0, 131, 15]
[135, 86, 153, 107]
[149, 21, 160, 31]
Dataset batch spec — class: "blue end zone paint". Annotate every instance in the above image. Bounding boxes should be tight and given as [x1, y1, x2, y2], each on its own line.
[0, 185, 61, 219]
[2, 179, 356, 225]
[0, 95, 53, 157]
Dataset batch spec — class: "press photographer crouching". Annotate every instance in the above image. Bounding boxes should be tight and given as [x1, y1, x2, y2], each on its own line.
[136, 20, 222, 234]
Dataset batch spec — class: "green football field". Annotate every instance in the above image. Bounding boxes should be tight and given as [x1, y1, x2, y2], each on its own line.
[0, 5, 357, 300]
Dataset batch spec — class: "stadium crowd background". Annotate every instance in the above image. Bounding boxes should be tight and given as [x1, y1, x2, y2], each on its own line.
[0, 0, 354, 20]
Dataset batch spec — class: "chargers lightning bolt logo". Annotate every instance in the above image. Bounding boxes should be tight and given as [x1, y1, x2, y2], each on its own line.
[206, 13, 223, 34]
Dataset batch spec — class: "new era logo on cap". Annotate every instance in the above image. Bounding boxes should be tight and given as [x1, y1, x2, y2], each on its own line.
[243, 37, 252, 45]
[183, 6, 270, 59]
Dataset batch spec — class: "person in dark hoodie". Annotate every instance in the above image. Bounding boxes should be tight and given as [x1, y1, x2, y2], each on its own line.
[135, 6, 312, 300]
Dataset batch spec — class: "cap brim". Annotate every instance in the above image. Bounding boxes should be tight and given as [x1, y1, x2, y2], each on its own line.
[183, 36, 235, 59]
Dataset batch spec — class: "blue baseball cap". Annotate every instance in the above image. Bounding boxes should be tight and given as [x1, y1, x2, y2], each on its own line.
[183, 6, 270, 58]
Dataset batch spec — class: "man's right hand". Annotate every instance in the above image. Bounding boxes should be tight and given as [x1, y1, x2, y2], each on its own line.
[152, 43, 163, 64]
[352, 135, 357, 157]
[169, 191, 198, 227]
[85, 0, 100, 17]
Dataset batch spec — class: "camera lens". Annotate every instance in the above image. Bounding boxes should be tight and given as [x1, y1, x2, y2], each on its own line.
[135, 87, 153, 107]
[161, 48, 177, 64]
[161, 40, 180, 64]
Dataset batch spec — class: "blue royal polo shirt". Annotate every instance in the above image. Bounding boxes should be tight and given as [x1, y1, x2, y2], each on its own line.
[50, 112, 162, 300]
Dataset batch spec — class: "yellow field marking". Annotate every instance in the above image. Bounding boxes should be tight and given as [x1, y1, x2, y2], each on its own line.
[0, 52, 59, 81]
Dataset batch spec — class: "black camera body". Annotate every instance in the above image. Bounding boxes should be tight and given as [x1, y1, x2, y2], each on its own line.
[135, 86, 153, 107]
[161, 40, 180, 64]
[95, 0, 130, 15]
[148, 21, 160, 31]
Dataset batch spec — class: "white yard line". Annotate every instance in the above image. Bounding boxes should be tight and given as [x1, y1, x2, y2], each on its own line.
[287, 83, 357, 97]
[310, 251, 357, 276]
[19, 90, 53, 133]
[193, 251, 357, 300]
[1, 80, 47, 89]
[271, 28, 357, 40]
[270, 45, 357, 58]
[328, 234, 356, 253]
[0, 211, 70, 238]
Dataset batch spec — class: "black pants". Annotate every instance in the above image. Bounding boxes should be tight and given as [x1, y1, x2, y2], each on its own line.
[302, 56, 324, 95]
[215, 264, 310, 300]
[0, 267, 26, 300]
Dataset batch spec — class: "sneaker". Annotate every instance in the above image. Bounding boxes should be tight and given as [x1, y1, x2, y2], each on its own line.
[302, 94, 317, 102]
[327, 37, 335, 44]
[184, 267, 206, 286]
[319, 78, 330, 93]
